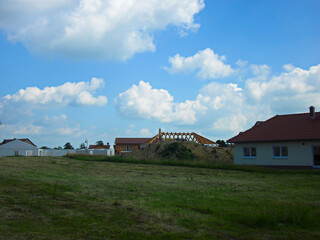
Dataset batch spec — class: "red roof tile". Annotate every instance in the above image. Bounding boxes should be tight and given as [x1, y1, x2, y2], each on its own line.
[115, 138, 151, 145]
[88, 144, 110, 149]
[228, 111, 320, 143]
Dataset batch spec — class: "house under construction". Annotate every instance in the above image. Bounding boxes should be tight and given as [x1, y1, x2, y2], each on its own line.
[145, 129, 216, 146]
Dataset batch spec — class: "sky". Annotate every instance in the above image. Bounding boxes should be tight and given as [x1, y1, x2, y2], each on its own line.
[0, 0, 319, 149]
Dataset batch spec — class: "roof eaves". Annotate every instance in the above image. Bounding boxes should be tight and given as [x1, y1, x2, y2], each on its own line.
[227, 115, 279, 143]
[229, 138, 320, 143]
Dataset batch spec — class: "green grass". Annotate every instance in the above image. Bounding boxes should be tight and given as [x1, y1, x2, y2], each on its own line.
[67, 154, 320, 175]
[0, 156, 320, 239]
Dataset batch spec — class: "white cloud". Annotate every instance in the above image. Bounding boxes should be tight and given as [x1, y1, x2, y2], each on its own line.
[196, 81, 260, 134]
[0, 78, 108, 126]
[283, 64, 295, 71]
[0, 0, 205, 60]
[53, 114, 67, 121]
[125, 124, 135, 135]
[1, 123, 44, 135]
[165, 48, 234, 79]
[56, 127, 81, 136]
[198, 82, 244, 111]
[76, 91, 108, 106]
[250, 64, 271, 79]
[0, 113, 87, 148]
[246, 64, 320, 103]
[115, 63, 320, 139]
[213, 113, 247, 132]
[115, 81, 206, 124]
[139, 128, 152, 137]
[3, 78, 107, 107]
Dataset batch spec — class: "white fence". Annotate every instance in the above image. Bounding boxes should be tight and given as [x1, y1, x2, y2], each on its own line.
[38, 149, 114, 157]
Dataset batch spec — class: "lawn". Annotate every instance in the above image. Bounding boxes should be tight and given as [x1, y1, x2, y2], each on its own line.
[0, 156, 319, 239]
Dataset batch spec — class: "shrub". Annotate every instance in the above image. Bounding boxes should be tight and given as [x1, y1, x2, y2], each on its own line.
[161, 142, 195, 160]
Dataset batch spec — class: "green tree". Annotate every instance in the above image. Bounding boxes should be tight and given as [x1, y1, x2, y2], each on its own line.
[80, 143, 86, 149]
[96, 140, 104, 146]
[64, 142, 74, 149]
[40, 146, 51, 149]
[216, 140, 227, 148]
[54, 146, 62, 150]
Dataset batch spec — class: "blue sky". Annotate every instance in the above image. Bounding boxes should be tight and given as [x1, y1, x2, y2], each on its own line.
[0, 0, 319, 148]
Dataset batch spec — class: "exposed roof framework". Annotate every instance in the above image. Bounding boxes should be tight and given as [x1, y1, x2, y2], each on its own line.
[145, 132, 215, 145]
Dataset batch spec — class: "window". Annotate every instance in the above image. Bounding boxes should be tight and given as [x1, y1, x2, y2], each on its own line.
[243, 147, 256, 158]
[273, 146, 288, 158]
[120, 145, 123, 149]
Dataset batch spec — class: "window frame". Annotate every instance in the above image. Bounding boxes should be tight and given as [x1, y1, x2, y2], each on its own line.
[243, 147, 257, 158]
[273, 146, 288, 158]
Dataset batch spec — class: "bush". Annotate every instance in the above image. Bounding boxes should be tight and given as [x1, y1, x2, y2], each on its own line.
[161, 142, 195, 160]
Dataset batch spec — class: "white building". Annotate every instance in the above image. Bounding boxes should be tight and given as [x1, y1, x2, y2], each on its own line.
[228, 106, 320, 168]
[0, 138, 38, 157]
[38, 148, 114, 156]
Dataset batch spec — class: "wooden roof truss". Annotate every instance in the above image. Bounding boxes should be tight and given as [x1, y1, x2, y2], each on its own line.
[145, 132, 216, 145]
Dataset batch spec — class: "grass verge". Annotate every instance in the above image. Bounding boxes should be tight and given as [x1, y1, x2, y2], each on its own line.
[66, 154, 320, 175]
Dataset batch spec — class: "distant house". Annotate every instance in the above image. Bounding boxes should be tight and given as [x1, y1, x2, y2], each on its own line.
[227, 106, 320, 168]
[85, 142, 113, 156]
[114, 138, 150, 155]
[0, 138, 38, 157]
[88, 143, 111, 149]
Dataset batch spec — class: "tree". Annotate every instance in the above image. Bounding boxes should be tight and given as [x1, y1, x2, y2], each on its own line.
[54, 146, 62, 150]
[216, 140, 227, 148]
[64, 142, 74, 149]
[96, 140, 104, 146]
[80, 143, 86, 149]
[40, 146, 51, 149]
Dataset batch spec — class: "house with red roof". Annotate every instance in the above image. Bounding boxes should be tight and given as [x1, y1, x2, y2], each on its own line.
[228, 106, 320, 168]
[114, 138, 150, 155]
[88, 143, 110, 150]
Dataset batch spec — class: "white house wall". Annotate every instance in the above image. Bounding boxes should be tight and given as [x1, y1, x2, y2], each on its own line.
[38, 149, 76, 157]
[0, 139, 38, 157]
[234, 141, 320, 167]
[38, 149, 114, 157]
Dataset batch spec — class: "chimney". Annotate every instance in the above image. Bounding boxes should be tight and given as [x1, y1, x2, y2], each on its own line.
[309, 106, 315, 119]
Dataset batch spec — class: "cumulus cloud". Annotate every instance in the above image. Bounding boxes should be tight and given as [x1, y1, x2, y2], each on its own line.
[139, 128, 152, 137]
[197, 82, 263, 134]
[246, 64, 320, 104]
[205, 64, 320, 134]
[115, 63, 320, 138]
[0, 0, 204, 60]
[213, 113, 247, 132]
[0, 78, 107, 125]
[115, 81, 206, 124]
[165, 48, 234, 79]
[0, 113, 87, 148]
[4, 78, 107, 106]
[1, 123, 44, 135]
[56, 126, 81, 136]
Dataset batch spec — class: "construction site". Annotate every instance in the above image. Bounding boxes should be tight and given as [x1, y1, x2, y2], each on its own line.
[118, 129, 233, 163]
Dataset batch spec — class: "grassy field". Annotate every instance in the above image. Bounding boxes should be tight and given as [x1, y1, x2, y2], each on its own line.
[0, 156, 320, 239]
